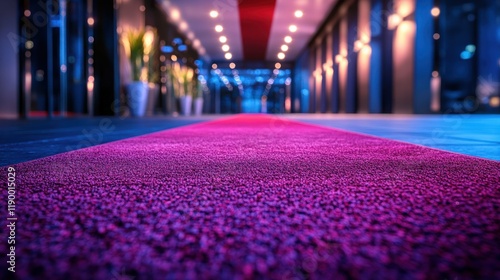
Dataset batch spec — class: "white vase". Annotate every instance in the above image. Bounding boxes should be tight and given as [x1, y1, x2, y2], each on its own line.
[179, 95, 192, 116]
[194, 97, 204, 116]
[126, 81, 148, 117]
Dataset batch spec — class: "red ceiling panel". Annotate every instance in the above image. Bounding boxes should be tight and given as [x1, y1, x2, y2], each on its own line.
[238, 0, 277, 60]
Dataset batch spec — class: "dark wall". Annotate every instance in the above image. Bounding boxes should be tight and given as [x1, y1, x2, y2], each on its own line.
[477, 0, 500, 113]
[0, 1, 19, 118]
[93, 0, 120, 116]
[293, 49, 309, 113]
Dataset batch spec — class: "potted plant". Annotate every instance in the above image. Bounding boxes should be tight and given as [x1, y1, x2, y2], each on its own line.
[173, 64, 194, 116]
[164, 62, 177, 115]
[121, 28, 155, 117]
[144, 28, 159, 116]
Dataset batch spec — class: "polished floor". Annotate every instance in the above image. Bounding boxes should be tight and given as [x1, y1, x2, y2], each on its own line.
[1, 114, 499, 166]
[290, 114, 500, 161]
[0, 117, 213, 166]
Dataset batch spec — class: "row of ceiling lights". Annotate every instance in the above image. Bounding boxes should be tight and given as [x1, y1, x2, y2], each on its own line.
[276, 9, 303, 61]
[209, 10, 233, 60]
[208, 8, 303, 92]
[163, 3, 207, 58]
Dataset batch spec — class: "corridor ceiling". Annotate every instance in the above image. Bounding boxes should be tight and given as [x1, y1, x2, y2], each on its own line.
[161, 0, 338, 62]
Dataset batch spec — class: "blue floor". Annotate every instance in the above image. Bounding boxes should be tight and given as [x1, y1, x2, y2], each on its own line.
[0, 116, 217, 166]
[288, 114, 500, 161]
[1, 114, 499, 166]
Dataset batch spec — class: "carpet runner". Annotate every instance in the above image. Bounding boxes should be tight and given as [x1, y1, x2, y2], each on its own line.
[2, 115, 499, 279]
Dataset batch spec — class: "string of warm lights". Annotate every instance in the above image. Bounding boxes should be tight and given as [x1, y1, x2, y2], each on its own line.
[264, 8, 304, 94]
[161, 2, 207, 58]
[209, 9, 233, 61]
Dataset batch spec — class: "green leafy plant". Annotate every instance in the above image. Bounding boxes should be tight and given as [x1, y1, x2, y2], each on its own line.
[144, 28, 159, 84]
[121, 27, 157, 82]
[171, 63, 196, 98]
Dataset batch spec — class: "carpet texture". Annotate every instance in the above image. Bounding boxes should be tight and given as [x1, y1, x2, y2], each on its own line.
[2, 115, 500, 279]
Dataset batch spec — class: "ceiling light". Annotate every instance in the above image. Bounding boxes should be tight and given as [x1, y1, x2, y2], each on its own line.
[193, 39, 201, 48]
[281, 45, 289, 52]
[275, 62, 281, 69]
[277, 52, 285, 60]
[229, 63, 236, 69]
[289, 25, 297, 32]
[179, 21, 188, 31]
[225, 53, 232, 60]
[215, 25, 223, 32]
[284, 36, 292, 43]
[219, 36, 227, 43]
[212, 63, 218, 69]
[222, 44, 230, 52]
[431, 7, 440, 17]
[187, 32, 195, 40]
[294, 10, 303, 18]
[170, 8, 181, 22]
[210, 10, 219, 18]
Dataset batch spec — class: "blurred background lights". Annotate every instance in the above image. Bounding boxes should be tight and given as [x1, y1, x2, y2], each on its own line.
[431, 7, 440, 17]
[209, 10, 218, 18]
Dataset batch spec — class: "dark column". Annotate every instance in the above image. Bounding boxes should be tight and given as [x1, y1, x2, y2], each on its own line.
[346, 2, 359, 113]
[290, 67, 296, 113]
[413, 0, 434, 114]
[0, 1, 20, 118]
[294, 50, 310, 113]
[315, 44, 322, 113]
[370, 0, 394, 113]
[320, 36, 328, 113]
[309, 46, 316, 113]
[477, 0, 500, 113]
[93, 0, 120, 116]
[331, 23, 340, 113]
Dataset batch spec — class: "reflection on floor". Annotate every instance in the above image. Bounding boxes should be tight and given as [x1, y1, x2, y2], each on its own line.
[1, 114, 498, 166]
[288, 114, 500, 161]
[0, 116, 217, 166]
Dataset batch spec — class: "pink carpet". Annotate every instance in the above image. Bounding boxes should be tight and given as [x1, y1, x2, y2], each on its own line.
[2, 115, 500, 279]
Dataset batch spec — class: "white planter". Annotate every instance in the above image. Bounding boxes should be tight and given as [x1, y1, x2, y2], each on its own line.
[179, 95, 192, 116]
[126, 81, 148, 117]
[146, 83, 160, 116]
[194, 97, 204, 116]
